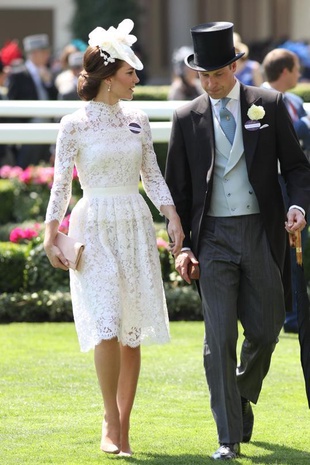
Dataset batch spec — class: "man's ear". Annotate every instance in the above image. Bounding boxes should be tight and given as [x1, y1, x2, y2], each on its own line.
[282, 67, 290, 77]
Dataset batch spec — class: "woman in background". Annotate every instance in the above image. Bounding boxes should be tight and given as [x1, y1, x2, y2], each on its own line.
[234, 33, 264, 87]
[168, 46, 203, 100]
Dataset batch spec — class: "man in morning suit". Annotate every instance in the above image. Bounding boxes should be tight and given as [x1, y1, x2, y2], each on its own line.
[7, 34, 58, 168]
[165, 22, 310, 460]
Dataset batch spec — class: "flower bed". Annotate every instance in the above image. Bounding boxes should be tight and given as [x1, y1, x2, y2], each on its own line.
[0, 165, 202, 322]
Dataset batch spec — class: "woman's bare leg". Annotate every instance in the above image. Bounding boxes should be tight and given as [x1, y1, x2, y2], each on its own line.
[117, 344, 141, 455]
[94, 338, 121, 453]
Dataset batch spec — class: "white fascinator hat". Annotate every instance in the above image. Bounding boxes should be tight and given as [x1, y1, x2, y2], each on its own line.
[88, 18, 143, 70]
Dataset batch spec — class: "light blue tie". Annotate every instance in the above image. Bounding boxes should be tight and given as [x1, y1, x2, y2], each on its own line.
[219, 97, 236, 145]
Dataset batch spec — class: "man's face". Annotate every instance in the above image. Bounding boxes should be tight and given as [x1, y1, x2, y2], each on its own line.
[31, 48, 51, 67]
[198, 62, 237, 99]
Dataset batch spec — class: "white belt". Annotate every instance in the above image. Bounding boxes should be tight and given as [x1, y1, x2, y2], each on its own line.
[83, 185, 138, 198]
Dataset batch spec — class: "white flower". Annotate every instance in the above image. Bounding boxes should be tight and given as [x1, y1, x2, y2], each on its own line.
[88, 19, 143, 70]
[88, 20, 137, 52]
[247, 104, 265, 121]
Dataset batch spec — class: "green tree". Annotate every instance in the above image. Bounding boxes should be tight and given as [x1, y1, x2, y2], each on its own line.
[71, 0, 141, 43]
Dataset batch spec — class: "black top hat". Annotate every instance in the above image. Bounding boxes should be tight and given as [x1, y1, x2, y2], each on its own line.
[185, 21, 244, 72]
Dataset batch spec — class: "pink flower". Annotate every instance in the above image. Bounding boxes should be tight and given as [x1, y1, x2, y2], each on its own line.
[59, 214, 71, 234]
[19, 167, 33, 184]
[9, 227, 26, 243]
[9, 226, 39, 243]
[0, 165, 74, 187]
[37, 167, 54, 185]
[23, 228, 38, 240]
[0, 165, 23, 179]
[156, 237, 169, 249]
[5, 165, 55, 186]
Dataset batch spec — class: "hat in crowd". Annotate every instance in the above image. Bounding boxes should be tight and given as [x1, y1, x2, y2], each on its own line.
[0, 40, 23, 66]
[185, 21, 244, 72]
[23, 34, 50, 53]
[71, 38, 87, 52]
[233, 32, 249, 59]
[172, 46, 194, 76]
[88, 18, 143, 70]
[68, 51, 84, 68]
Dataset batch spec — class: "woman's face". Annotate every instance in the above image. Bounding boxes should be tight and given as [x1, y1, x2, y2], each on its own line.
[109, 62, 140, 101]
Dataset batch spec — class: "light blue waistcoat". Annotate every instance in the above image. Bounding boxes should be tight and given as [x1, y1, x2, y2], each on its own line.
[208, 109, 260, 217]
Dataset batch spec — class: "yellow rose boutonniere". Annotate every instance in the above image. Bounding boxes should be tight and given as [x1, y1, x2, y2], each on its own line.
[247, 104, 265, 121]
[245, 104, 269, 131]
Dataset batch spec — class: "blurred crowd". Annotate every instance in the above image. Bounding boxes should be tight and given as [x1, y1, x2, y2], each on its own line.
[0, 32, 151, 169]
[0, 34, 87, 168]
[1, 30, 310, 169]
[168, 34, 310, 102]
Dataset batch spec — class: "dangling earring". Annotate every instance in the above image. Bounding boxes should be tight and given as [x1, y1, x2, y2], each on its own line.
[108, 83, 111, 92]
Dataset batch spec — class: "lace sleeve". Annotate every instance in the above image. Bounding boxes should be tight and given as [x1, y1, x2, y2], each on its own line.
[139, 112, 174, 211]
[45, 115, 78, 224]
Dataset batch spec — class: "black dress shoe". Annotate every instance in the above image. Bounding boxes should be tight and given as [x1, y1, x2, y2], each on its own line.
[212, 443, 240, 460]
[241, 397, 254, 442]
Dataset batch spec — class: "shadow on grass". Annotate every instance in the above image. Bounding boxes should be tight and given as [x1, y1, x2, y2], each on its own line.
[247, 440, 310, 464]
[110, 453, 241, 464]
[115, 455, 223, 465]
[105, 441, 310, 464]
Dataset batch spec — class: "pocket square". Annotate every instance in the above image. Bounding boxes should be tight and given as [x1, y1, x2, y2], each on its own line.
[55, 232, 85, 270]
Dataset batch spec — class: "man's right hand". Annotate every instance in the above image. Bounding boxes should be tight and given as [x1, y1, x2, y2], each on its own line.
[175, 250, 199, 284]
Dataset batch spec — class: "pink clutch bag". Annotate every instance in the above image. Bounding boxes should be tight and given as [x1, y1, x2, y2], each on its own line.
[55, 232, 85, 270]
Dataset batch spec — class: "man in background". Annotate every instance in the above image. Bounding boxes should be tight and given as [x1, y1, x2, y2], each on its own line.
[262, 48, 310, 158]
[262, 47, 310, 333]
[57, 51, 83, 100]
[7, 33, 58, 168]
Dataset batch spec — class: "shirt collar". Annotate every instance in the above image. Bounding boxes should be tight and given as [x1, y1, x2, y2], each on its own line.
[262, 81, 273, 90]
[25, 59, 40, 76]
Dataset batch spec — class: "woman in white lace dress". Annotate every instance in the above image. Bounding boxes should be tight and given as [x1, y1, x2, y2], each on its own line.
[44, 19, 184, 457]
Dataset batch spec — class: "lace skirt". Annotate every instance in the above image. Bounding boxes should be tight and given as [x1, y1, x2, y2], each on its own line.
[68, 186, 170, 352]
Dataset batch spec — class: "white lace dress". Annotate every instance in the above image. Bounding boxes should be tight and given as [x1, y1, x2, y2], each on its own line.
[45, 100, 173, 352]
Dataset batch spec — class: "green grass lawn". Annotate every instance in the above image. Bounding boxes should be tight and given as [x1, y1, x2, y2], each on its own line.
[0, 321, 309, 464]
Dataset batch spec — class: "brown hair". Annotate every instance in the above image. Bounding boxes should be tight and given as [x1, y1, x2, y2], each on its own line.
[77, 46, 123, 101]
[262, 48, 297, 82]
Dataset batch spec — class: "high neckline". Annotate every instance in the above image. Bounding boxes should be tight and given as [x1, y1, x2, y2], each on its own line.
[88, 100, 121, 116]
[90, 99, 120, 108]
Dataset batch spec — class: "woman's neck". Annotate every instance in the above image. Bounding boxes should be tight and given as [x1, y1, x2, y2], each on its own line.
[93, 89, 119, 105]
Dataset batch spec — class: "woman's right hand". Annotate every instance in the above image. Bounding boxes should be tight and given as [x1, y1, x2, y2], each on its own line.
[44, 220, 70, 270]
[160, 205, 185, 256]
[166, 214, 185, 256]
[44, 241, 70, 270]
